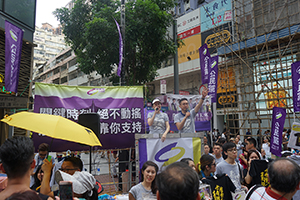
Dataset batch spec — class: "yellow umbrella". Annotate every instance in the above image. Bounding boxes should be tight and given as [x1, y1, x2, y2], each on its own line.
[1, 111, 101, 147]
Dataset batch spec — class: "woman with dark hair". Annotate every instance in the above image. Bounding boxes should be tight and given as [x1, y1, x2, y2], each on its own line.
[30, 165, 43, 192]
[196, 155, 216, 180]
[129, 161, 158, 200]
[244, 149, 260, 187]
[180, 158, 196, 171]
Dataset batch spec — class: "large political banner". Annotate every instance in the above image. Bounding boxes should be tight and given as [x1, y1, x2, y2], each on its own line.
[33, 82, 144, 151]
[139, 137, 201, 171]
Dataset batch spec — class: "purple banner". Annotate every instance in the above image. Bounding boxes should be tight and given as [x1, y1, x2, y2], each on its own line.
[5, 21, 23, 93]
[292, 61, 300, 112]
[208, 55, 218, 103]
[199, 43, 211, 84]
[114, 19, 123, 77]
[270, 107, 286, 157]
[34, 95, 144, 151]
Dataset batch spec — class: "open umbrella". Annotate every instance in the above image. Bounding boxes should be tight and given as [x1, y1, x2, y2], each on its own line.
[1, 111, 101, 147]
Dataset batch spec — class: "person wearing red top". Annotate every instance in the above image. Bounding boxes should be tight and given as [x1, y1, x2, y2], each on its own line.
[245, 158, 300, 200]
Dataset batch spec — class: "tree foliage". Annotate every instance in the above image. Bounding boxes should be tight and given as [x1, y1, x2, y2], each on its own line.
[54, 0, 177, 85]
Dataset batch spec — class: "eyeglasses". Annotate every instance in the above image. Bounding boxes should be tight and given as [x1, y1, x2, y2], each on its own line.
[59, 168, 77, 172]
[210, 163, 216, 166]
[227, 148, 237, 152]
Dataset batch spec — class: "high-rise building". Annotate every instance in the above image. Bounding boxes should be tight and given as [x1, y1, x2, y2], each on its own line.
[33, 23, 67, 80]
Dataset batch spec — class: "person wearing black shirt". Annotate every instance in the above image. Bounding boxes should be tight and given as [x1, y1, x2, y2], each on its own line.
[202, 174, 236, 200]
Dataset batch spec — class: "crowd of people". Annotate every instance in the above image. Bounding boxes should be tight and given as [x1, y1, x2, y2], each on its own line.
[128, 135, 300, 200]
[0, 88, 299, 200]
[0, 136, 101, 200]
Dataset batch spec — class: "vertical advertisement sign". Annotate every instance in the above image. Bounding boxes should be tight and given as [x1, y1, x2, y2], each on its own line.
[292, 61, 300, 112]
[208, 55, 218, 103]
[5, 21, 23, 93]
[270, 107, 286, 157]
[160, 80, 166, 94]
[199, 44, 211, 84]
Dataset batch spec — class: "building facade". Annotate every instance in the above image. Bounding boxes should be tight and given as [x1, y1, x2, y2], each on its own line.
[33, 48, 111, 92]
[147, 0, 300, 136]
[33, 23, 67, 79]
[0, 0, 36, 143]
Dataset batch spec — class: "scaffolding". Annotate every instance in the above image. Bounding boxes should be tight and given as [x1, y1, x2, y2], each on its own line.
[210, 0, 300, 139]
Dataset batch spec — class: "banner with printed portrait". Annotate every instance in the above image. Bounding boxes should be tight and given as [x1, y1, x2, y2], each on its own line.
[144, 94, 211, 133]
[139, 137, 201, 171]
[33, 82, 144, 151]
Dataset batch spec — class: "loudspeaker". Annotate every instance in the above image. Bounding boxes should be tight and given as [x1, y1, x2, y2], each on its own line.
[78, 113, 100, 140]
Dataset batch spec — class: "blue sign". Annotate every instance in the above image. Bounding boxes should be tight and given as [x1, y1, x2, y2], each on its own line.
[201, 0, 232, 32]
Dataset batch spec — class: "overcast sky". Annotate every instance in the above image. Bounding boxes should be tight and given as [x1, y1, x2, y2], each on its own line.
[35, 0, 71, 28]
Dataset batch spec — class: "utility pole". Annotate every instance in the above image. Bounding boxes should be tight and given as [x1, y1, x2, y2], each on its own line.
[173, 19, 179, 94]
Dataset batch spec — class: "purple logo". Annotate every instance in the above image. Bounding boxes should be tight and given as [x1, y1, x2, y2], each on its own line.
[154, 142, 185, 166]
[87, 88, 105, 96]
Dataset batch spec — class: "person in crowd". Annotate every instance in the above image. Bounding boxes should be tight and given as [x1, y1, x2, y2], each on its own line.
[262, 136, 271, 159]
[204, 145, 212, 156]
[256, 129, 262, 149]
[212, 143, 224, 165]
[147, 99, 170, 142]
[246, 137, 262, 159]
[216, 142, 246, 191]
[31, 165, 44, 192]
[156, 162, 200, 200]
[31, 143, 54, 187]
[238, 147, 248, 170]
[0, 136, 52, 200]
[196, 155, 216, 180]
[244, 150, 260, 187]
[246, 158, 300, 200]
[282, 129, 289, 151]
[180, 158, 196, 171]
[5, 190, 42, 200]
[129, 161, 158, 200]
[0, 161, 7, 192]
[55, 170, 98, 200]
[174, 88, 208, 133]
[246, 129, 251, 135]
[40, 156, 87, 198]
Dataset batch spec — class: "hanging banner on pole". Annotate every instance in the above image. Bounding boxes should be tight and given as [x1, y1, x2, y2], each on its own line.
[270, 107, 286, 157]
[199, 43, 211, 84]
[5, 21, 23, 93]
[291, 61, 300, 112]
[208, 55, 218, 103]
[114, 18, 123, 77]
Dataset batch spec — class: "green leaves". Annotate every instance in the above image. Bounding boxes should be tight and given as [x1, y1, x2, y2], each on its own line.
[55, 0, 177, 85]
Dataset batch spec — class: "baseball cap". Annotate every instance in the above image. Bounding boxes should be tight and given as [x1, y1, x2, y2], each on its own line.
[152, 99, 161, 104]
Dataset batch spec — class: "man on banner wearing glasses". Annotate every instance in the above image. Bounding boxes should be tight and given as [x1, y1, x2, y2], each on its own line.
[174, 88, 209, 133]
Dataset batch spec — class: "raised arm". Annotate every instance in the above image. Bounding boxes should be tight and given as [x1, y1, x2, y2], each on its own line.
[194, 88, 209, 113]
